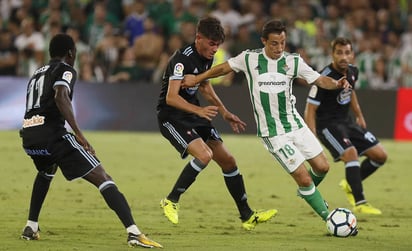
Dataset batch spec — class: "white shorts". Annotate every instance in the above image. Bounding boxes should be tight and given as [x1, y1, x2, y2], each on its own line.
[261, 127, 323, 173]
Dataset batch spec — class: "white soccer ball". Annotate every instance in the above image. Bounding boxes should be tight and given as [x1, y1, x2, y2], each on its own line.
[326, 208, 358, 237]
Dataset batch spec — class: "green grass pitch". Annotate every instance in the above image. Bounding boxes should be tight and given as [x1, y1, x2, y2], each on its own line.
[0, 130, 411, 251]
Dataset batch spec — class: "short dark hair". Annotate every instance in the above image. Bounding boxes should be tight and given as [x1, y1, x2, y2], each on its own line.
[49, 33, 75, 58]
[197, 16, 225, 42]
[331, 37, 353, 52]
[261, 19, 286, 39]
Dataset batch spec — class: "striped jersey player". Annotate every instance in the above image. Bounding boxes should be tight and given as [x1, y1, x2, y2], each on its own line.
[183, 19, 354, 228]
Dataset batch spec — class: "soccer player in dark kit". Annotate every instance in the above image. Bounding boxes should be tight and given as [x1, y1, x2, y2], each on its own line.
[19, 33, 162, 248]
[156, 16, 277, 230]
[305, 37, 387, 215]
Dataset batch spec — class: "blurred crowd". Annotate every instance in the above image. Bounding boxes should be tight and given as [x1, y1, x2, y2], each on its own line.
[0, 0, 412, 89]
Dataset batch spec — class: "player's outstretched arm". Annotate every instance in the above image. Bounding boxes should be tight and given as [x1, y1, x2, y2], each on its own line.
[315, 76, 351, 90]
[182, 62, 233, 88]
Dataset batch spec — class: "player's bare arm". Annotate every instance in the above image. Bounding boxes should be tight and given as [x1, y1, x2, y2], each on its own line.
[304, 102, 318, 136]
[182, 62, 233, 88]
[315, 75, 351, 90]
[54, 85, 95, 155]
[166, 79, 218, 121]
[350, 91, 367, 128]
[198, 82, 246, 133]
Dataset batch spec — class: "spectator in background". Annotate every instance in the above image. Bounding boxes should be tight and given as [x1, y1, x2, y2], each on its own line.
[133, 16, 164, 82]
[83, 1, 119, 50]
[123, 0, 148, 46]
[108, 47, 142, 83]
[0, 28, 18, 76]
[14, 16, 45, 76]
[210, 0, 242, 36]
[66, 25, 91, 74]
[38, 0, 70, 30]
[152, 32, 184, 83]
[290, 3, 318, 49]
[322, 4, 345, 41]
[356, 36, 382, 89]
[400, 43, 412, 87]
[150, 0, 198, 39]
[400, 14, 412, 87]
[94, 23, 129, 81]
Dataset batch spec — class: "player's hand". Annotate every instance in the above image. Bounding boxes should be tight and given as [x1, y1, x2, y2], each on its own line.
[337, 77, 351, 89]
[197, 106, 218, 121]
[75, 133, 96, 156]
[182, 74, 198, 88]
[222, 111, 247, 133]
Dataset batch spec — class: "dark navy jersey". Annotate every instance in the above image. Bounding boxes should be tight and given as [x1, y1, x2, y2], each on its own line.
[157, 43, 213, 123]
[21, 59, 77, 139]
[307, 64, 358, 129]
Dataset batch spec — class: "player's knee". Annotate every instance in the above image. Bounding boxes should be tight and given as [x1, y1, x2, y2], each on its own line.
[317, 161, 330, 174]
[197, 151, 213, 165]
[38, 164, 58, 181]
[300, 175, 313, 187]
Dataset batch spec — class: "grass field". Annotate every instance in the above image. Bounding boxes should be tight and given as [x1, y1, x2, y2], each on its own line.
[0, 130, 411, 251]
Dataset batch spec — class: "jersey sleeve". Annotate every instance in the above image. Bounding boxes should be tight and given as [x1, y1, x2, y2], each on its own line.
[53, 64, 77, 95]
[297, 56, 321, 84]
[228, 51, 247, 73]
[307, 85, 322, 106]
[168, 53, 188, 81]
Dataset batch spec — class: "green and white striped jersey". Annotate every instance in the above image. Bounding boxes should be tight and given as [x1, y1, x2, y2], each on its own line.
[228, 49, 320, 137]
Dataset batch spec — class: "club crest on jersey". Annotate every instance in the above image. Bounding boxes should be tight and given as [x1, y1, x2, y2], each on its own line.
[62, 71, 73, 83]
[337, 89, 352, 105]
[174, 63, 184, 77]
[282, 64, 290, 72]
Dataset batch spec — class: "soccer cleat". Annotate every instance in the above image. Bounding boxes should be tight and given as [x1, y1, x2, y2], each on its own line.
[351, 227, 359, 236]
[160, 198, 179, 224]
[241, 209, 278, 230]
[339, 179, 355, 206]
[127, 233, 163, 248]
[21, 226, 40, 240]
[353, 203, 382, 215]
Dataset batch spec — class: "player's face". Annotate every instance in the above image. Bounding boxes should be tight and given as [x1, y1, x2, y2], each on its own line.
[332, 44, 353, 73]
[196, 34, 221, 60]
[262, 32, 286, 60]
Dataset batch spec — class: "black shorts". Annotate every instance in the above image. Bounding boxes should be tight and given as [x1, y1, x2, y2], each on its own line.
[317, 123, 379, 161]
[22, 133, 100, 180]
[158, 117, 222, 159]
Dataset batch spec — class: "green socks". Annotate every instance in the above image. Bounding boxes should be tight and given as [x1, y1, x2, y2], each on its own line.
[298, 183, 329, 221]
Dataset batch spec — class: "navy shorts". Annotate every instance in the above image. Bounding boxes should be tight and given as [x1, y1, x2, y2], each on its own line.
[158, 117, 222, 159]
[317, 123, 379, 161]
[23, 133, 100, 180]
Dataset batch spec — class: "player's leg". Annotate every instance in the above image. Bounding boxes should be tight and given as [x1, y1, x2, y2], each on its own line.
[83, 166, 162, 248]
[339, 147, 365, 205]
[58, 133, 162, 247]
[22, 161, 57, 240]
[158, 121, 212, 224]
[207, 139, 253, 220]
[298, 127, 329, 186]
[166, 138, 212, 203]
[318, 126, 364, 206]
[207, 138, 277, 230]
[360, 143, 387, 179]
[291, 163, 330, 221]
[354, 128, 387, 180]
[262, 131, 329, 221]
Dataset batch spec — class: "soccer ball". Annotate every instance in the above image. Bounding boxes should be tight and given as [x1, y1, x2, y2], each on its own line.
[326, 208, 358, 237]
